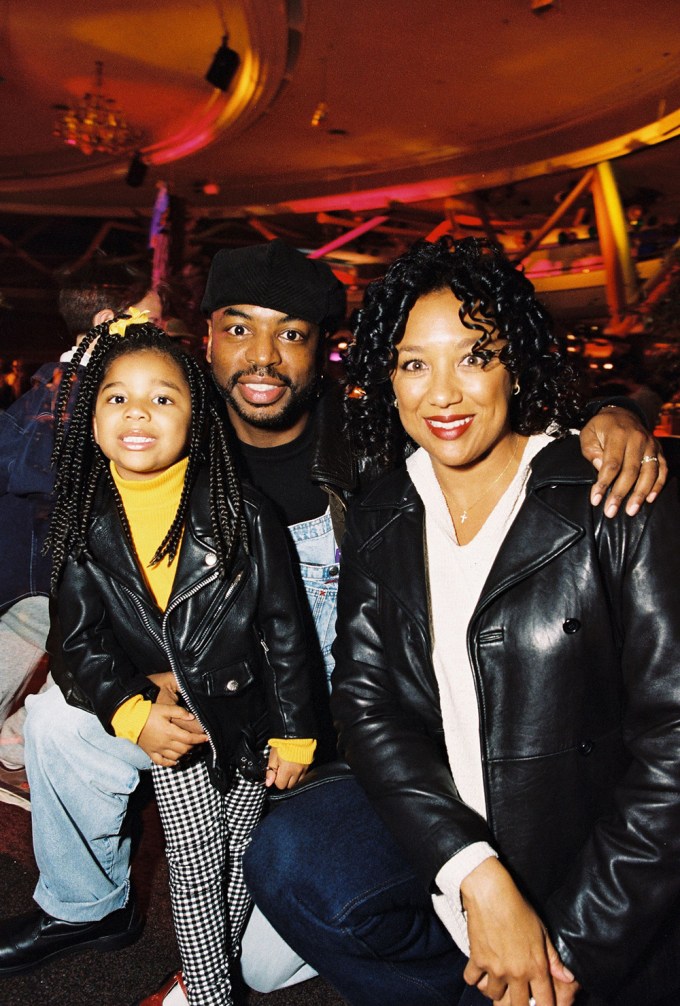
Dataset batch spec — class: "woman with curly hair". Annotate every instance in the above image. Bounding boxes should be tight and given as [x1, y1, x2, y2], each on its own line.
[244, 238, 680, 1006]
[43, 317, 316, 1006]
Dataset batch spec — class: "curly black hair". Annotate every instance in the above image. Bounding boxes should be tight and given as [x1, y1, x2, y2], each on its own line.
[345, 236, 583, 469]
[47, 318, 248, 593]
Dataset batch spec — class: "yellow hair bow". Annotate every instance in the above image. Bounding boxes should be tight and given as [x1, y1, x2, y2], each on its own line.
[109, 307, 151, 338]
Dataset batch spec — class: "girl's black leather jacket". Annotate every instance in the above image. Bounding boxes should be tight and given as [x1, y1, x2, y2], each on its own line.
[53, 467, 316, 792]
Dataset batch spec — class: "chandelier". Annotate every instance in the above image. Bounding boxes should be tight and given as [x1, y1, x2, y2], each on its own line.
[53, 61, 142, 156]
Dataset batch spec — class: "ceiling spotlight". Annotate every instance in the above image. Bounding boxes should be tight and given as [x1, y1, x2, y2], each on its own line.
[126, 151, 148, 188]
[206, 35, 241, 92]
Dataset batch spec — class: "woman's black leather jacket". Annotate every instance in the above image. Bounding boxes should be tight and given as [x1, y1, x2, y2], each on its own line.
[331, 435, 680, 1003]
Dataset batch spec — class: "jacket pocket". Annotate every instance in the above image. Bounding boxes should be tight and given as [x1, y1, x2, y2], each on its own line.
[202, 658, 255, 698]
[189, 570, 245, 652]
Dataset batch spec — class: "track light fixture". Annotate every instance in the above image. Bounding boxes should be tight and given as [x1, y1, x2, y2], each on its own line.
[126, 151, 148, 188]
[206, 35, 241, 92]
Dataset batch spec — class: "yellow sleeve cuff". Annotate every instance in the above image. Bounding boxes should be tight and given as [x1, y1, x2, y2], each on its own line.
[268, 738, 317, 766]
[111, 695, 152, 744]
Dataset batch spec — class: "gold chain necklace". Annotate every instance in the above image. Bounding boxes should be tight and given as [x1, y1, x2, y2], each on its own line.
[441, 435, 519, 525]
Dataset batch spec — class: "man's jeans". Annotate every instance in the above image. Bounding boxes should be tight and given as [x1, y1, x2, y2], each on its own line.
[24, 685, 152, 922]
[243, 775, 491, 1006]
[289, 508, 338, 687]
[239, 508, 339, 991]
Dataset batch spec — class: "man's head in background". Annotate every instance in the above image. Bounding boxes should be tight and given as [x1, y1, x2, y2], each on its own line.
[58, 282, 164, 345]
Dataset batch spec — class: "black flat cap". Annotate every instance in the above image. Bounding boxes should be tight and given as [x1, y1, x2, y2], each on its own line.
[201, 240, 346, 331]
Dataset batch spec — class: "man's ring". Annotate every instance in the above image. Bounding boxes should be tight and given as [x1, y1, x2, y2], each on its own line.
[640, 455, 659, 465]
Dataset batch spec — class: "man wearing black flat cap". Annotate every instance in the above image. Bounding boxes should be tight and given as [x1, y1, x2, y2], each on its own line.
[0, 241, 357, 999]
[0, 240, 663, 1004]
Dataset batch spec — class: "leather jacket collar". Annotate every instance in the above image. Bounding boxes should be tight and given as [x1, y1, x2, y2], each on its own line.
[354, 436, 594, 629]
[86, 466, 220, 608]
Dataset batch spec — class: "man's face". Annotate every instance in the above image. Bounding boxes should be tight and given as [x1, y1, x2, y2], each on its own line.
[207, 304, 321, 446]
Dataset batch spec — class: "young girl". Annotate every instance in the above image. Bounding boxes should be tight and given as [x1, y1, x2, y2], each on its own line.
[47, 317, 316, 1006]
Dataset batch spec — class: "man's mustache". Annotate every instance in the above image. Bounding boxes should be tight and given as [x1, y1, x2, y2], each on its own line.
[225, 367, 293, 392]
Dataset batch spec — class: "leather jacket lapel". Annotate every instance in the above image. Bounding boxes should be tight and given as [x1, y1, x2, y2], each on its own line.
[474, 491, 584, 618]
[87, 483, 149, 598]
[474, 438, 591, 617]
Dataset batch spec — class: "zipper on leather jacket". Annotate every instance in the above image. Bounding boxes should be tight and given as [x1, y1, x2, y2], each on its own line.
[189, 569, 244, 651]
[161, 574, 221, 758]
[122, 576, 219, 760]
[158, 567, 247, 762]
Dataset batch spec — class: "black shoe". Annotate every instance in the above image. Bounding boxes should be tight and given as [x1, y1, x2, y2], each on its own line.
[0, 901, 143, 976]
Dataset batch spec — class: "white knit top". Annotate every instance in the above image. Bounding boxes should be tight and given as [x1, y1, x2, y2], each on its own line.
[406, 433, 553, 953]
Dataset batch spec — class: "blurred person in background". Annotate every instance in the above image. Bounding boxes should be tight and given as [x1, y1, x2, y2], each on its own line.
[0, 283, 163, 804]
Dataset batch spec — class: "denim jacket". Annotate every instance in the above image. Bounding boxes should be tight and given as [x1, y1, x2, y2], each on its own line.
[0, 363, 81, 612]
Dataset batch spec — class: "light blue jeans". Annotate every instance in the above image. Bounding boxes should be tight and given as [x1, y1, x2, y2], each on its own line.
[24, 684, 152, 922]
[22, 507, 338, 988]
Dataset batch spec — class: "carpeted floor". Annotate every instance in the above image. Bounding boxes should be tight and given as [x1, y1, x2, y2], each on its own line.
[0, 796, 345, 1006]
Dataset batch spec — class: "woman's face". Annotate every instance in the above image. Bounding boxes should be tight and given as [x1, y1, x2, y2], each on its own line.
[391, 288, 514, 470]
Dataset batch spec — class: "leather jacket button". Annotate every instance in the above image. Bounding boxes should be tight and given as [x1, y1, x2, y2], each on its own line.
[563, 618, 581, 634]
[226, 679, 239, 692]
[578, 739, 594, 755]
[204, 552, 217, 567]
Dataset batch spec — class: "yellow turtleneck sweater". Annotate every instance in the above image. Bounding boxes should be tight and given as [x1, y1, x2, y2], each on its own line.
[109, 458, 314, 766]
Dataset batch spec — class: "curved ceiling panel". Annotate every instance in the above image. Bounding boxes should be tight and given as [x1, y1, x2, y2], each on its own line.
[0, 0, 678, 217]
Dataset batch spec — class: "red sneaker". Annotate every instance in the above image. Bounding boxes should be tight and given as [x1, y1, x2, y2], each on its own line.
[0, 763, 30, 810]
[137, 970, 187, 1006]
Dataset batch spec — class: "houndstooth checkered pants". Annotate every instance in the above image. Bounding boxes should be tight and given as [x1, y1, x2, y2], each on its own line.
[152, 752, 267, 1006]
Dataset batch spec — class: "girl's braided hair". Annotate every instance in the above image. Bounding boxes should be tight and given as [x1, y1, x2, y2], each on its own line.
[345, 236, 583, 471]
[47, 319, 248, 593]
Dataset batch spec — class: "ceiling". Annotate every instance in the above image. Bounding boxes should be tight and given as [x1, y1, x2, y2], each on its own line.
[1, 0, 680, 323]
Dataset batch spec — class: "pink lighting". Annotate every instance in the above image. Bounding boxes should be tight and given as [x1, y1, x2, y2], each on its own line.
[308, 215, 388, 259]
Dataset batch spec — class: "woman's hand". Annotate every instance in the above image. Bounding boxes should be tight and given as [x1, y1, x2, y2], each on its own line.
[138, 704, 208, 767]
[148, 671, 179, 705]
[461, 858, 576, 1006]
[265, 749, 309, 790]
[490, 941, 580, 1006]
[580, 406, 666, 516]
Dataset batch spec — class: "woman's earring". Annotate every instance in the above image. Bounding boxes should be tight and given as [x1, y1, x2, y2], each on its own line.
[393, 397, 399, 408]
[513, 381, 521, 396]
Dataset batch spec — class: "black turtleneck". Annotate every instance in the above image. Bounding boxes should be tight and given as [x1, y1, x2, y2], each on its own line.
[235, 417, 328, 527]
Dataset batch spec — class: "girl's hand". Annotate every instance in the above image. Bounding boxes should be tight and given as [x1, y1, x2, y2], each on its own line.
[265, 749, 309, 790]
[461, 858, 574, 1006]
[138, 704, 208, 767]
